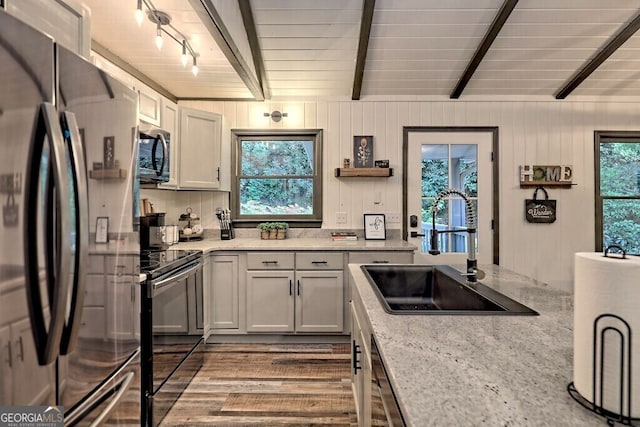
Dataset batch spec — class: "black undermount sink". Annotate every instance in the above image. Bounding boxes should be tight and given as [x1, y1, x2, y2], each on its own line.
[361, 264, 538, 315]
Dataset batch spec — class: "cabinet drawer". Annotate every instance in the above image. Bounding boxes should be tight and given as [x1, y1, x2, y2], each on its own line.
[105, 255, 138, 275]
[296, 252, 343, 270]
[247, 252, 295, 270]
[348, 251, 414, 265]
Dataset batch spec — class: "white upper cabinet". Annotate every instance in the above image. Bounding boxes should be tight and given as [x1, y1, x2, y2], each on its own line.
[138, 87, 161, 126]
[5, 0, 91, 58]
[178, 107, 222, 190]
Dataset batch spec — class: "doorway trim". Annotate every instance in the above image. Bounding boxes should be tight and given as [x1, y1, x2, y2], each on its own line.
[402, 126, 500, 265]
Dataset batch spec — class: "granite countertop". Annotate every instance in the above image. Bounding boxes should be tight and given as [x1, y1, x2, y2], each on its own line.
[349, 263, 604, 426]
[172, 237, 416, 253]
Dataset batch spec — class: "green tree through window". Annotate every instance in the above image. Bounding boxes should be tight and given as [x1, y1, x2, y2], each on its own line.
[231, 130, 323, 226]
[597, 137, 640, 254]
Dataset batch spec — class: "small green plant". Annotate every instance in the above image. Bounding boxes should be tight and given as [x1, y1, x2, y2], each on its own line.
[257, 222, 271, 231]
[274, 222, 289, 230]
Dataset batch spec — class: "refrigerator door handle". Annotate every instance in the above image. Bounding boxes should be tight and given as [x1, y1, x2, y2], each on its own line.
[59, 111, 89, 355]
[23, 103, 73, 365]
[151, 132, 167, 177]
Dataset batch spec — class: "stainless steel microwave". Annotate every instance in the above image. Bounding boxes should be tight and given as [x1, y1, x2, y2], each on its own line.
[138, 126, 170, 183]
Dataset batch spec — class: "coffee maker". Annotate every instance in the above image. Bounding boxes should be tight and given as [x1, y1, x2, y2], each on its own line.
[140, 212, 168, 251]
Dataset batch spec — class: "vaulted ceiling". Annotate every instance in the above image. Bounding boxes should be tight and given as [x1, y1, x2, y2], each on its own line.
[84, 0, 640, 101]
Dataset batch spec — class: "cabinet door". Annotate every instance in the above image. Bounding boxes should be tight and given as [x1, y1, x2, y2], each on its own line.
[246, 271, 294, 332]
[5, 0, 91, 57]
[0, 325, 12, 405]
[11, 317, 55, 406]
[139, 87, 161, 126]
[179, 107, 222, 189]
[295, 270, 344, 333]
[158, 98, 179, 188]
[106, 275, 137, 340]
[210, 255, 239, 329]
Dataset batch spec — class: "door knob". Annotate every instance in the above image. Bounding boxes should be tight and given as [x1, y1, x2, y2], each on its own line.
[410, 231, 425, 238]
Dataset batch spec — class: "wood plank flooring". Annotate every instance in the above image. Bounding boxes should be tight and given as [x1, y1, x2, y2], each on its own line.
[159, 343, 358, 426]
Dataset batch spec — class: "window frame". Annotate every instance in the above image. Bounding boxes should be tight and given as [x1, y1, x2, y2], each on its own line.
[594, 130, 640, 254]
[230, 129, 323, 228]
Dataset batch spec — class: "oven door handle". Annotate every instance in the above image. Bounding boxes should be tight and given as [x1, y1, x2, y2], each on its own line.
[148, 261, 202, 298]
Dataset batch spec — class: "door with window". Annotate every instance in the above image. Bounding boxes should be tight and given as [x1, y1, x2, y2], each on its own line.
[406, 129, 494, 265]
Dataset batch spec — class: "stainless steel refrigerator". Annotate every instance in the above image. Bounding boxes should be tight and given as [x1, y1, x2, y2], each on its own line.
[0, 10, 141, 425]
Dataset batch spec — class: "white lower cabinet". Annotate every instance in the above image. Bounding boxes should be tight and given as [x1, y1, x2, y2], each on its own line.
[246, 270, 295, 332]
[0, 286, 54, 406]
[245, 252, 345, 333]
[351, 299, 373, 427]
[295, 270, 344, 333]
[210, 255, 239, 330]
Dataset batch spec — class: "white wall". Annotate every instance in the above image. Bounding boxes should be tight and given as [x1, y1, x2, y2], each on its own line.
[176, 98, 640, 290]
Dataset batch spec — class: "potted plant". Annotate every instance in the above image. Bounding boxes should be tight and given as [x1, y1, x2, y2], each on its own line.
[275, 222, 289, 240]
[267, 222, 278, 239]
[257, 222, 270, 240]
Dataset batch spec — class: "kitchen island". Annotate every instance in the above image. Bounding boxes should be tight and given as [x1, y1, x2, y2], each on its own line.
[349, 263, 604, 426]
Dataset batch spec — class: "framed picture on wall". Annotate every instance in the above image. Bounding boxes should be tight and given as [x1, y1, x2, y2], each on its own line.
[95, 217, 109, 243]
[353, 136, 374, 167]
[364, 213, 386, 240]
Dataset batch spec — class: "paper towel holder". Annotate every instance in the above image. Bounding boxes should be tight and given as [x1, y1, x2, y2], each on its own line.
[604, 245, 627, 260]
[567, 313, 638, 426]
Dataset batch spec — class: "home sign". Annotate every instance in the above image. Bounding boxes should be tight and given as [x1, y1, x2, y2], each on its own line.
[519, 165, 573, 188]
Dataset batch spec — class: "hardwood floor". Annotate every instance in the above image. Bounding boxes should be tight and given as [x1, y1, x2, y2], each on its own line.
[159, 343, 358, 426]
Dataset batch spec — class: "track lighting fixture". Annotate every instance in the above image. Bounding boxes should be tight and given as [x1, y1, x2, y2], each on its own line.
[135, 0, 199, 77]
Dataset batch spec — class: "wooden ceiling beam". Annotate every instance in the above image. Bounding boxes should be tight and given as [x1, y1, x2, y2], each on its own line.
[555, 10, 640, 99]
[352, 0, 375, 100]
[238, 0, 270, 100]
[450, 0, 518, 99]
[189, 0, 264, 101]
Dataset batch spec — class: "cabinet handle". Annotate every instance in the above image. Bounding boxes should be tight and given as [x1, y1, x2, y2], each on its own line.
[372, 260, 389, 263]
[311, 261, 328, 265]
[5, 342, 11, 368]
[16, 336, 24, 362]
[216, 167, 220, 181]
[352, 340, 362, 375]
[262, 261, 279, 265]
[289, 279, 292, 296]
[297, 279, 301, 296]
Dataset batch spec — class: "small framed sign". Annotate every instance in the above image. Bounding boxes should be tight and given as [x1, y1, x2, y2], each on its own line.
[354, 136, 373, 167]
[364, 213, 386, 240]
[95, 217, 109, 243]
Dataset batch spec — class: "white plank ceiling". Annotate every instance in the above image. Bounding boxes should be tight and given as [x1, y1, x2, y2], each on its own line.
[81, 0, 640, 100]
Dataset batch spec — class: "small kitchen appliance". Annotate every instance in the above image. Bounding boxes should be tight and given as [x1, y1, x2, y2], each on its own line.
[141, 212, 169, 251]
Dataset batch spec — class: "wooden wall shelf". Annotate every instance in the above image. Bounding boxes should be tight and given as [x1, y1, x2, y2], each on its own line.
[89, 169, 127, 180]
[334, 167, 393, 178]
[519, 182, 573, 188]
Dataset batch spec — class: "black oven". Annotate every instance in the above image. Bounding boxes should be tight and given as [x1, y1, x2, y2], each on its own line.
[140, 249, 204, 426]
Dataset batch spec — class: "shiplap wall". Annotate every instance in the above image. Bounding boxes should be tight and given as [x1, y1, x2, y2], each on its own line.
[175, 99, 640, 290]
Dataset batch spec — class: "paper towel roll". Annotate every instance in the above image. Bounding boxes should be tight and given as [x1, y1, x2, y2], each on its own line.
[573, 252, 640, 417]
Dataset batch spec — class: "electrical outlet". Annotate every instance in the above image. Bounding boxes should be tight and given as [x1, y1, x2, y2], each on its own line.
[387, 212, 401, 223]
[336, 212, 348, 224]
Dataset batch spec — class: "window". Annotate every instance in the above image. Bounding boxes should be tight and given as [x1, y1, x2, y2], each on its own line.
[231, 129, 323, 227]
[595, 132, 640, 255]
